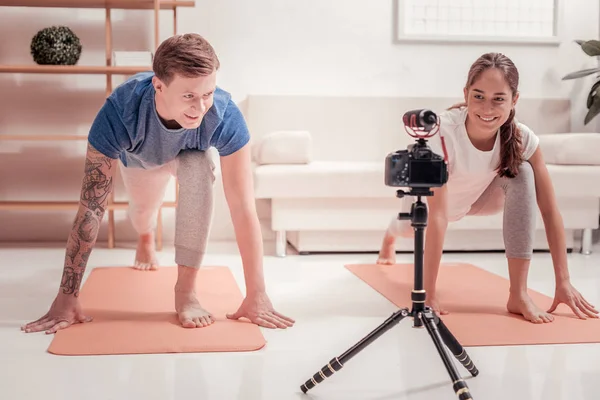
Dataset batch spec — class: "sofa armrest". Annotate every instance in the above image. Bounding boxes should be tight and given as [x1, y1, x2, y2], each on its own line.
[538, 133, 600, 166]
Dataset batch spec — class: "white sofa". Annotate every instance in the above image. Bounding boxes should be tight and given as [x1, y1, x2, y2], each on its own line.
[244, 95, 600, 257]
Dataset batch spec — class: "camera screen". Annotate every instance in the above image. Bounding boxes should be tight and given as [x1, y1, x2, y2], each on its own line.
[409, 160, 442, 184]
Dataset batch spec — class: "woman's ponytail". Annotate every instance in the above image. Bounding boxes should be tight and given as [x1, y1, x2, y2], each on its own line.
[497, 108, 523, 178]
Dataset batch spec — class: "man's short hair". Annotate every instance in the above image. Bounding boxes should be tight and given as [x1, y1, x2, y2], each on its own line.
[153, 33, 220, 85]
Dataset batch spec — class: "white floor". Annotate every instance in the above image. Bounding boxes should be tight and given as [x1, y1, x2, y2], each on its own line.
[1, 240, 600, 400]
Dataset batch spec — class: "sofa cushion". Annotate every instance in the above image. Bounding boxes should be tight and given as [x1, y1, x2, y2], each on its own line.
[254, 161, 396, 198]
[252, 130, 312, 165]
[538, 133, 600, 165]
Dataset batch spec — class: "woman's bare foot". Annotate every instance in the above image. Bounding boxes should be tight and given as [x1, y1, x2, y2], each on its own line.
[426, 295, 449, 315]
[507, 292, 554, 323]
[175, 289, 214, 328]
[377, 220, 415, 265]
[376, 234, 396, 265]
[134, 232, 158, 271]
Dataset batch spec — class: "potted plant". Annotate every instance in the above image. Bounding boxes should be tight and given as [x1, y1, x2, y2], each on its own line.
[562, 40, 600, 125]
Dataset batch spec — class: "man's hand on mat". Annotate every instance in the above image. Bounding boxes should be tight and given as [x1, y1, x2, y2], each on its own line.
[226, 292, 295, 329]
[21, 294, 93, 334]
[548, 281, 599, 320]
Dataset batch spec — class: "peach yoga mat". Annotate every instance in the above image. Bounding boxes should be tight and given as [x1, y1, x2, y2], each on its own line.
[48, 266, 266, 356]
[346, 262, 600, 347]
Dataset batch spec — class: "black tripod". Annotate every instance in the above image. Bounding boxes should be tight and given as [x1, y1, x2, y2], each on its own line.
[299, 188, 479, 399]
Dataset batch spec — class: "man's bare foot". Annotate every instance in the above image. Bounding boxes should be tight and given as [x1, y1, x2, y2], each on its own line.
[175, 288, 214, 328]
[376, 234, 396, 265]
[134, 232, 158, 271]
[507, 292, 554, 323]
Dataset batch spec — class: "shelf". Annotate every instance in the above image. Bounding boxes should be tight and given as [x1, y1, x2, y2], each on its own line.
[0, 201, 177, 211]
[0, 0, 194, 10]
[0, 65, 151, 75]
[0, 0, 181, 250]
[0, 135, 88, 141]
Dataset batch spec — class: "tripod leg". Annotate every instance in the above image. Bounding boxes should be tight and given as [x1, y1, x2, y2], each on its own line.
[300, 308, 410, 393]
[421, 311, 474, 400]
[435, 316, 479, 377]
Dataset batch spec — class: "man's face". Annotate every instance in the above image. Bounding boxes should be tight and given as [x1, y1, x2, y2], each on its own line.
[152, 70, 217, 130]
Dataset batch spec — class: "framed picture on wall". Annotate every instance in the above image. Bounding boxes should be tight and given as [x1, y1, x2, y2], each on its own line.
[394, 0, 561, 45]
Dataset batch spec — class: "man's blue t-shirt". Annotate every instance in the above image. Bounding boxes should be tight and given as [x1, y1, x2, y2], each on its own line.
[87, 71, 250, 169]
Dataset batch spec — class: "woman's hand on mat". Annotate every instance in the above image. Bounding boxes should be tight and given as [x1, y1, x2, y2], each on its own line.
[21, 294, 93, 334]
[226, 292, 295, 329]
[548, 281, 599, 320]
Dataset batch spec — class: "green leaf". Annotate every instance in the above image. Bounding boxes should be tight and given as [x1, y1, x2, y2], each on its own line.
[562, 67, 600, 80]
[587, 80, 600, 109]
[584, 90, 600, 124]
[581, 40, 600, 56]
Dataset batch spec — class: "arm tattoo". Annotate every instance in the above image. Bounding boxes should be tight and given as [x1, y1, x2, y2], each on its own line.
[78, 211, 99, 242]
[60, 267, 83, 297]
[81, 150, 113, 213]
[60, 144, 114, 297]
[66, 235, 80, 264]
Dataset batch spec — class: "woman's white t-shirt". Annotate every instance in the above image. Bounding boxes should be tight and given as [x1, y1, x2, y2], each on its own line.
[425, 106, 539, 222]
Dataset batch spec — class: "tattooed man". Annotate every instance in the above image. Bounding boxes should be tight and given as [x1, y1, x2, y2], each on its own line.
[21, 34, 295, 333]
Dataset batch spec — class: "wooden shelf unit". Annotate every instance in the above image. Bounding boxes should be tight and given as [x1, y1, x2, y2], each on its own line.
[0, 0, 193, 249]
[0, 0, 194, 10]
[0, 201, 177, 211]
[0, 65, 153, 74]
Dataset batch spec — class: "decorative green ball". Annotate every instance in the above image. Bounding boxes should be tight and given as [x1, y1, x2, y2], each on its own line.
[30, 26, 82, 66]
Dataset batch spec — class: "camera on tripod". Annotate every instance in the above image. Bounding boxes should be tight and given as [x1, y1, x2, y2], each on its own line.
[384, 109, 448, 189]
[299, 107, 479, 400]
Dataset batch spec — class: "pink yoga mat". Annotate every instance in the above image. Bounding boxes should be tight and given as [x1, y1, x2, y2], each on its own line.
[48, 266, 266, 355]
[346, 262, 600, 347]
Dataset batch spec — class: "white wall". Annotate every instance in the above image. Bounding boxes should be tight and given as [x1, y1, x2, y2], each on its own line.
[0, 0, 598, 248]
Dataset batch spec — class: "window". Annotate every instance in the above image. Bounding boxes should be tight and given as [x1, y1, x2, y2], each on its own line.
[395, 0, 560, 45]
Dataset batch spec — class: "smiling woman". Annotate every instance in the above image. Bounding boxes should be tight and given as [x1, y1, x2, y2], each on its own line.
[459, 55, 523, 178]
[378, 52, 599, 326]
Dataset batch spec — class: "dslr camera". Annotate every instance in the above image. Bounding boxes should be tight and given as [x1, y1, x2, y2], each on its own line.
[385, 109, 448, 189]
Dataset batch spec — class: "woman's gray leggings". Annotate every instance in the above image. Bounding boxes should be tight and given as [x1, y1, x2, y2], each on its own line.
[388, 161, 537, 259]
[120, 149, 215, 268]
